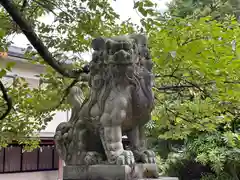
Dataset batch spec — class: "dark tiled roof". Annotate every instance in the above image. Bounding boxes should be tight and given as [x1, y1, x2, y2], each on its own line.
[5, 46, 75, 64]
[7, 45, 27, 58]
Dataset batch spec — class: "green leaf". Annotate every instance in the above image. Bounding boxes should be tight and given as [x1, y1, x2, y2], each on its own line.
[6, 62, 16, 71]
[144, 0, 155, 7]
[0, 68, 6, 77]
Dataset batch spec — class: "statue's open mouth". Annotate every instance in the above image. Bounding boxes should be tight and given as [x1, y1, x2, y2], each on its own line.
[105, 39, 134, 65]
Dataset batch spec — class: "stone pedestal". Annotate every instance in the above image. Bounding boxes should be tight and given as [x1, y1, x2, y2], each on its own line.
[63, 164, 178, 180]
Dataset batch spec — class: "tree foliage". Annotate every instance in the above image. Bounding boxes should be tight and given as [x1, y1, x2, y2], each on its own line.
[134, 0, 240, 178]
[168, 0, 240, 19]
[148, 16, 240, 139]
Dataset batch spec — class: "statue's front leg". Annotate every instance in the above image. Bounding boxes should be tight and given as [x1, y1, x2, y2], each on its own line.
[100, 109, 135, 165]
[127, 125, 156, 164]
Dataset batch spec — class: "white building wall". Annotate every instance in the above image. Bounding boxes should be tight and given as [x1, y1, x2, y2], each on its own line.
[41, 111, 69, 137]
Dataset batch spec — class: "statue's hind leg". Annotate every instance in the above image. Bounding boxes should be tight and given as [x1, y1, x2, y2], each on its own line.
[69, 119, 104, 165]
[127, 125, 156, 164]
[60, 119, 88, 165]
[54, 120, 86, 165]
[54, 121, 84, 165]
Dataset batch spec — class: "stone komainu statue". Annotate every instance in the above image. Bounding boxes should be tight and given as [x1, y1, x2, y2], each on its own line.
[54, 34, 155, 166]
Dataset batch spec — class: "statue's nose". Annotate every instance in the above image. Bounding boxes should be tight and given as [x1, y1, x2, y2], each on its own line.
[113, 50, 131, 63]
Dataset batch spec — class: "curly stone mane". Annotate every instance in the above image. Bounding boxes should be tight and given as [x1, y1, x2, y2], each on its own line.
[87, 36, 145, 115]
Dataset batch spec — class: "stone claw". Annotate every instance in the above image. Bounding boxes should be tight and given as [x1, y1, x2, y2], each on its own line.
[84, 151, 103, 165]
[140, 150, 156, 164]
[116, 150, 135, 165]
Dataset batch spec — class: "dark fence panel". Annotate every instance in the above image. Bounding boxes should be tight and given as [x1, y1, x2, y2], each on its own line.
[0, 149, 4, 173]
[0, 141, 58, 174]
[54, 149, 59, 169]
[22, 149, 38, 171]
[38, 146, 53, 170]
[4, 146, 21, 172]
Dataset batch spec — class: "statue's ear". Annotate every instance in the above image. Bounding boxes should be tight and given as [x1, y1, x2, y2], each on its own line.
[129, 34, 147, 46]
[91, 37, 106, 51]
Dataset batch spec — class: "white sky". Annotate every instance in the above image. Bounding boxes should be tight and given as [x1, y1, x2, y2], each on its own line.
[10, 0, 171, 47]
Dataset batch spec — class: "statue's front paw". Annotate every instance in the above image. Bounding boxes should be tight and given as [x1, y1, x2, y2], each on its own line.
[84, 151, 103, 165]
[116, 150, 135, 165]
[140, 150, 156, 164]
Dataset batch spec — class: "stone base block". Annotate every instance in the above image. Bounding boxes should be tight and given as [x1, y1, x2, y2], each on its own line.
[63, 164, 178, 180]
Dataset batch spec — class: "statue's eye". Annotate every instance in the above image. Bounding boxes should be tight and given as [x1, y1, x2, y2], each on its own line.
[105, 40, 112, 54]
[122, 42, 131, 51]
[111, 42, 122, 53]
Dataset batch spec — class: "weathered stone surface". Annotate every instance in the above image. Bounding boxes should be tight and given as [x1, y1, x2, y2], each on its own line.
[63, 164, 178, 180]
[55, 34, 156, 166]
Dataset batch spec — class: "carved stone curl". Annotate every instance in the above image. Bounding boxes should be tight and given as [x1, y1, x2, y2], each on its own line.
[54, 34, 156, 166]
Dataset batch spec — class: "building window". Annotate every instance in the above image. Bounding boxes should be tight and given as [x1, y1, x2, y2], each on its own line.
[0, 141, 59, 174]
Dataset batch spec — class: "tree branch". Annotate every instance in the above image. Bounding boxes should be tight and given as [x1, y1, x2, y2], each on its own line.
[155, 84, 194, 91]
[40, 79, 83, 113]
[181, 37, 204, 46]
[33, 0, 58, 17]
[20, 0, 28, 12]
[41, 65, 90, 112]
[0, 0, 79, 78]
[0, 80, 12, 120]
[52, 78, 80, 110]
